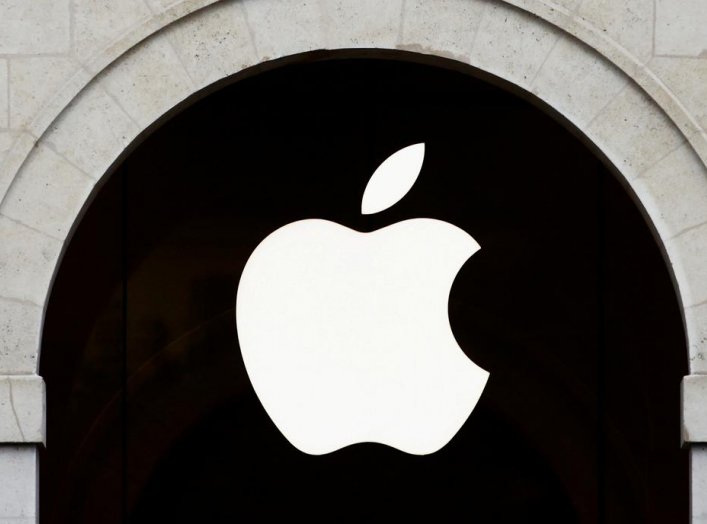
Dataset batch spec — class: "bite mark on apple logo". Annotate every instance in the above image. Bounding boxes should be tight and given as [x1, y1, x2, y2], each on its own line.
[236, 143, 489, 455]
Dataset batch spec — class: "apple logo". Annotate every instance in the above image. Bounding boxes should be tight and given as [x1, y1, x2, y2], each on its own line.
[236, 143, 489, 455]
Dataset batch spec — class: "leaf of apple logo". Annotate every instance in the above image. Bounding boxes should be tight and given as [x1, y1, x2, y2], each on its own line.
[236, 143, 489, 455]
[361, 142, 426, 214]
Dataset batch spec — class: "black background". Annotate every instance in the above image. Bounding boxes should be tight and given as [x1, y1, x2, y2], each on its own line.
[41, 51, 688, 523]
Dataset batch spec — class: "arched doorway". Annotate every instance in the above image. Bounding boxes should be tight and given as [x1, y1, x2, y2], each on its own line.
[40, 51, 688, 523]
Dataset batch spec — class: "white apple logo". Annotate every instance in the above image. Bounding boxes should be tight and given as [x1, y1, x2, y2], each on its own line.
[236, 143, 489, 455]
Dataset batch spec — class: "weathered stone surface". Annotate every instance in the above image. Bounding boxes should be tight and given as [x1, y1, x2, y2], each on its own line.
[0, 377, 44, 443]
[656, 0, 707, 57]
[322, 0, 402, 49]
[0, 131, 19, 173]
[1, 143, 95, 239]
[0, 131, 34, 203]
[0, 0, 70, 54]
[577, 0, 654, 64]
[241, 0, 324, 61]
[586, 82, 685, 180]
[650, 56, 707, 136]
[8, 56, 82, 131]
[145, 0, 182, 12]
[0, 299, 41, 374]
[687, 303, 707, 374]
[0, 60, 7, 129]
[43, 81, 139, 180]
[471, 2, 561, 91]
[99, 33, 194, 128]
[631, 141, 707, 240]
[73, 0, 153, 63]
[163, 0, 258, 90]
[0, 216, 61, 306]
[694, 445, 707, 523]
[666, 222, 707, 308]
[0, 446, 38, 520]
[531, 35, 628, 128]
[684, 375, 707, 443]
[400, 0, 488, 61]
[552, 0, 582, 10]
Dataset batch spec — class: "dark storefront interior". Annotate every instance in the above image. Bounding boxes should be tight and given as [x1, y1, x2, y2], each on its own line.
[40, 51, 688, 523]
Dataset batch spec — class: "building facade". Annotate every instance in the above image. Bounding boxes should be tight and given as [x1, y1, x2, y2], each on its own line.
[1, 0, 707, 521]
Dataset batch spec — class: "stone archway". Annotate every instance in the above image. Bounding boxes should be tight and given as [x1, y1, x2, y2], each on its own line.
[1, 1, 706, 522]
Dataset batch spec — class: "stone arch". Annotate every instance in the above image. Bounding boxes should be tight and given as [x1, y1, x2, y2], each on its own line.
[2, 0, 705, 374]
[1, 0, 706, 520]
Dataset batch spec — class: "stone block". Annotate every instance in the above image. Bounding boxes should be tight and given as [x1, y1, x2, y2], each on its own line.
[649, 56, 707, 136]
[0, 132, 34, 203]
[8, 56, 82, 131]
[632, 141, 707, 239]
[163, 0, 258, 90]
[400, 0, 487, 61]
[684, 375, 707, 443]
[0, 215, 61, 306]
[241, 0, 325, 61]
[585, 83, 685, 180]
[0, 377, 44, 444]
[576, 0, 654, 64]
[656, 0, 707, 57]
[145, 0, 183, 11]
[73, 0, 153, 63]
[0, 446, 37, 520]
[43, 81, 139, 180]
[687, 303, 707, 374]
[0, 131, 19, 174]
[0, 299, 41, 375]
[531, 34, 627, 129]
[471, 2, 561, 91]
[666, 222, 707, 308]
[1, 143, 95, 239]
[323, 0, 402, 49]
[693, 445, 707, 522]
[99, 33, 194, 128]
[0, 0, 70, 54]
[0, 60, 7, 128]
